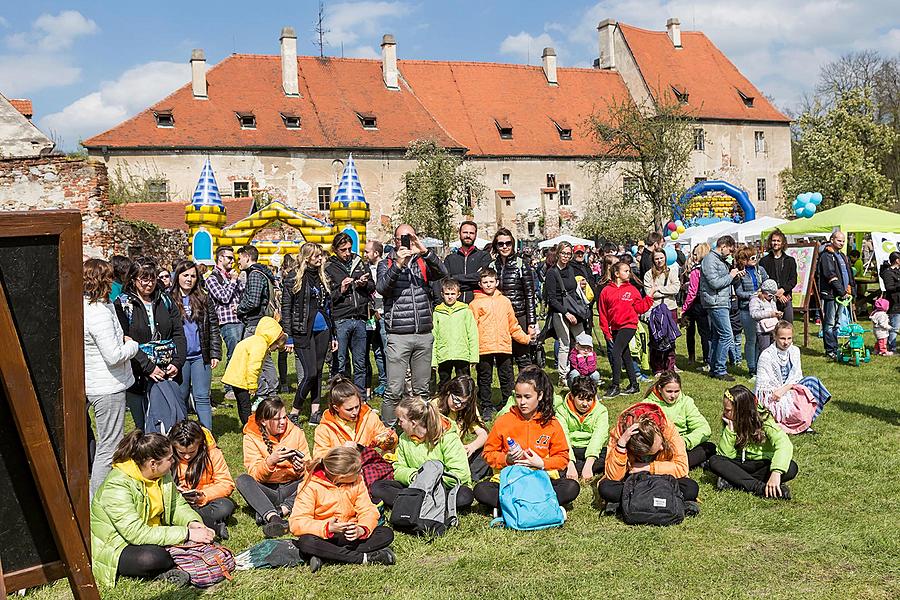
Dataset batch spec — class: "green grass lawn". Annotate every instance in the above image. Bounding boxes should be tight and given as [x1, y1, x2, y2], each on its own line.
[30, 327, 900, 599]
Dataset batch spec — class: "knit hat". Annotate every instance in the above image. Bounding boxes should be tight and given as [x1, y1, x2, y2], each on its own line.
[874, 298, 889, 312]
[761, 279, 778, 294]
[575, 332, 593, 346]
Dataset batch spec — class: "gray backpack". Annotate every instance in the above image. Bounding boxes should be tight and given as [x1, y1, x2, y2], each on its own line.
[389, 460, 460, 536]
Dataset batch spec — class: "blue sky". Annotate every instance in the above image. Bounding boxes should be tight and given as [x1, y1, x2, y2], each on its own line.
[1, 0, 898, 151]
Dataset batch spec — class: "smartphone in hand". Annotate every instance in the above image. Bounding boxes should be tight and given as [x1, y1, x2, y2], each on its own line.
[401, 234, 411, 249]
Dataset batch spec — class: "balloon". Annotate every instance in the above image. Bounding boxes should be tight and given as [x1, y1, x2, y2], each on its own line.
[810, 192, 823, 205]
[670, 231, 680, 241]
[631, 245, 638, 255]
[675, 219, 684, 228]
[667, 222, 677, 232]
[664, 246, 677, 266]
[676, 224, 685, 234]
[792, 197, 804, 212]
[801, 204, 816, 218]
[800, 192, 813, 203]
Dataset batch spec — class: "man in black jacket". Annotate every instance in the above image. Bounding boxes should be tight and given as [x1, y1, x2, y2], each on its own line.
[236, 245, 278, 396]
[759, 229, 798, 324]
[444, 221, 491, 304]
[376, 224, 447, 425]
[325, 232, 375, 395]
[816, 230, 854, 359]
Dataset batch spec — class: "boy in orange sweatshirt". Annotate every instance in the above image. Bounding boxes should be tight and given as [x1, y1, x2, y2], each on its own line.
[469, 267, 532, 420]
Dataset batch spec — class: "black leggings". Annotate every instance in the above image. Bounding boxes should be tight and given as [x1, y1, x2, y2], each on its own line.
[468, 447, 492, 483]
[708, 455, 798, 494]
[368, 479, 475, 510]
[437, 360, 470, 389]
[609, 328, 637, 387]
[234, 387, 253, 425]
[687, 442, 717, 470]
[296, 526, 394, 564]
[294, 330, 330, 413]
[686, 307, 710, 362]
[195, 497, 236, 529]
[599, 475, 699, 502]
[473, 477, 581, 509]
[117, 544, 175, 580]
[235, 474, 300, 522]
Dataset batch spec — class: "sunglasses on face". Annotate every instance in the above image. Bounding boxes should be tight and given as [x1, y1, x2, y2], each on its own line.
[136, 275, 157, 283]
[496, 241, 513, 248]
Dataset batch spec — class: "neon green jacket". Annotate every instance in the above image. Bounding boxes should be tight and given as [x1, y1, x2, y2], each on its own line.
[393, 419, 472, 486]
[647, 392, 711, 450]
[432, 301, 479, 367]
[555, 396, 609, 460]
[716, 410, 794, 474]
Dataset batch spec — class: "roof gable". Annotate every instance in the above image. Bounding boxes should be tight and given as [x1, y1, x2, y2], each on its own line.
[0, 93, 54, 157]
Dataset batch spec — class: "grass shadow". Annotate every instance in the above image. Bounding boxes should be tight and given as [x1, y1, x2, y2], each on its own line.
[833, 399, 900, 426]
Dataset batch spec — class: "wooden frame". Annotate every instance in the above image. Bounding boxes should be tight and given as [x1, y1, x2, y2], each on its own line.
[0, 210, 98, 598]
[785, 242, 820, 347]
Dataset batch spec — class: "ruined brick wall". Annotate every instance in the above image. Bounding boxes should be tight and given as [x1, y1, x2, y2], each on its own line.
[110, 220, 187, 270]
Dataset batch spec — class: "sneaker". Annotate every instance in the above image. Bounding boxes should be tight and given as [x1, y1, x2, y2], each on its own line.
[224, 390, 236, 401]
[712, 374, 736, 382]
[602, 501, 619, 516]
[748, 374, 756, 383]
[287, 413, 302, 427]
[700, 364, 711, 373]
[480, 406, 497, 422]
[364, 548, 396, 566]
[684, 500, 701, 516]
[214, 522, 229, 541]
[603, 386, 621, 399]
[279, 383, 291, 394]
[308, 555, 323, 573]
[637, 374, 653, 383]
[263, 517, 288, 538]
[622, 383, 640, 395]
[716, 477, 735, 491]
[779, 484, 792, 500]
[155, 568, 191, 588]
[825, 353, 838, 361]
[374, 384, 386, 396]
[308, 411, 322, 426]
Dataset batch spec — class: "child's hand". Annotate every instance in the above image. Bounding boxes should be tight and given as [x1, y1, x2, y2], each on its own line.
[565, 462, 578, 480]
[505, 445, 524, 464]
[618, 423, 640, 446]
[515, 448, 544, 469]
[344, 524, 364, 541]
[765, 471, 783, 498]
[581, 458, 596, 480]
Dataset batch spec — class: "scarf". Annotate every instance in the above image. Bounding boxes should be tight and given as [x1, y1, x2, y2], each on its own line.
[114, 459, 164, 526]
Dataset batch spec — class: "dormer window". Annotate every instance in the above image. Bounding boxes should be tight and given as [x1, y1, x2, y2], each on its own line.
[551, 118, 572, 141]
[495, 117, 513, 140]
[356, 112, 377, 130]
[237, 112, 256, 129]
[737, 88, 755, 108]
[154, 110, 174, 128]
[281, 113, 301, 129]
[671, 84, 689, 104]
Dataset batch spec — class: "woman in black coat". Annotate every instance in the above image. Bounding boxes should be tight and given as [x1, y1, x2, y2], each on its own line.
[490, 228, 537, 369]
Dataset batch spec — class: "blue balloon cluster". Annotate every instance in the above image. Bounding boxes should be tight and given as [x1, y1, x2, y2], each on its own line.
[792, 192, 822, 218]
[664, 245, 677, 266]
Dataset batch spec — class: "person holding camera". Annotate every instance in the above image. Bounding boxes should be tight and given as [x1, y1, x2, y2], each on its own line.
[376, 224, 448, 427]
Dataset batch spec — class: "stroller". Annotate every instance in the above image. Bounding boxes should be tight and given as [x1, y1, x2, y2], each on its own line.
[836, 297, 871, 367]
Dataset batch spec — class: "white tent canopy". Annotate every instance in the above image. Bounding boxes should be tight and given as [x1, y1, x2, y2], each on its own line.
[678, 220, 737, 247]
[538, 235, 596, 249]
[420, 237, 444, 249]
[719, 216, 789, 243]
[449, 237, 491, 250]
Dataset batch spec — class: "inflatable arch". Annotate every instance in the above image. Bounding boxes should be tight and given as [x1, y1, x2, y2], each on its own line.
[185, 156, 369, 265]
[675, 179, 756, 223]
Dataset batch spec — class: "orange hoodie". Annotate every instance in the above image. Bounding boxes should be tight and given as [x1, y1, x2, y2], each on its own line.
[603, 402, 688, 481]
[469, 291, 531, 355]
[288, 470, 379, 539]
[313, 404, 398, 459]
[173, 429, 235, 506]
[242, 414, 310, 483]
[483, 406, 570, 476]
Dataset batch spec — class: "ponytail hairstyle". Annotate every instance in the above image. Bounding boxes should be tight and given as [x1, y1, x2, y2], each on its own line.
[516, 365, 555, 426]
[168, 419, 211, 489]
[397, 395, 444, 449]
[435, 375, 481, 434]
[327, 375, 361, 417]
[112, 429, 172, 466]
[726, 385, 766, 449]
[306, 445, 362, 482]
[644, 370, 682, 404]
[254, 397, 286, 455]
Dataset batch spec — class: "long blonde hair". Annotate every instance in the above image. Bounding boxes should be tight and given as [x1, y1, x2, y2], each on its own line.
[398, 396, 444, 449]
[306, 445, 362, 480]
[691, 242, 711, 267]
[293, 242, 331, 294]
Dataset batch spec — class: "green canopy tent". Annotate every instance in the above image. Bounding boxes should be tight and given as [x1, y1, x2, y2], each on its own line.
[762, 203, 900, 238]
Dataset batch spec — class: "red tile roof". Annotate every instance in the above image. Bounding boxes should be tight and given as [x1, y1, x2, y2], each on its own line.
[9, 99, 33, 119]
[496, 189, 515, 199]
[117, 197, 253, 231]
[619, 24, 789, 123]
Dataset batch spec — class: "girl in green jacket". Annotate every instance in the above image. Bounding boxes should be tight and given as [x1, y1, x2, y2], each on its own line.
[557, 375, 609, 481]
[708, 385, 798, 499]
[90, 430, 213, 588]
[644, 371, 715, 469]
[369, 396, 474, 511]
[433, 375, 490, 482]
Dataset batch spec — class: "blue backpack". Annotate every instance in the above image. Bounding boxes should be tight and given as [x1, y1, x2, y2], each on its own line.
[490, 466, 565, 531]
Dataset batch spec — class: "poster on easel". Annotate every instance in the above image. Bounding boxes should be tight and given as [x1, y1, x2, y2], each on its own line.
[786, 243, 817, 308]
[871, 232, 899, 290]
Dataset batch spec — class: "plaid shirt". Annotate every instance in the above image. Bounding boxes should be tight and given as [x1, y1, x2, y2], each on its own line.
[205, 268, 243, 325]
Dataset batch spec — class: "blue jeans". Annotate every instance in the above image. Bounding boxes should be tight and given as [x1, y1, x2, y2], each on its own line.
[822, 299, 840, 355]
[366, 320, 387, 389]
[888, 314, 900, 352]
[706, 307, 733, 376]
[739, 308, 758, 374]
[220, 322, 244, 393]
[729, 332, 743, 365]
[179, 355, 212, 430]
[336, 318, 367, 394]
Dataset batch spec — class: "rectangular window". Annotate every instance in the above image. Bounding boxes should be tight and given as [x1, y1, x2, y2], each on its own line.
[317, 186, 331, 211]
[558, 183, 571, 206]
[623, 177, 640, 202]
[154, 111, 174, 128]
[738, 89, 755, 108]
[757, 178, 767, 202]
[147, 180, 168, 201]
[754, 131, 766, 154]
[527, 222, 536, 236]
[693, 128, 705, 151]
[233, 181, 250, 198]
[495, 118, 513, 139]
[356, 112, 377, 129]
[236, 112, 256, 129]
[502, 173, 510, 186]
[281, 113, 301, 129]
[546, 173, 557, 189]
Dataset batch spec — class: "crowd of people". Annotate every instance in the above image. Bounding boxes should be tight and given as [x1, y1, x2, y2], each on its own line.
[82, 219, 900, 588]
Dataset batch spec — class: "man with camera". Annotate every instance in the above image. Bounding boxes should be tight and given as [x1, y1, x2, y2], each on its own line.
[376, 224, 447, 426]
[325, 232, 375, 395]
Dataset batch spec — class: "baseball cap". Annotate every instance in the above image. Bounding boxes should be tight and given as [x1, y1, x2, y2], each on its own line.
[573, 245, 586, 253]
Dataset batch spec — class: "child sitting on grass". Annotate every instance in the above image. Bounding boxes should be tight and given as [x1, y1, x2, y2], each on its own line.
[432, 278, 479, 386]
[433, 375, 491, 482]
[643, 371, 715, 469]
[567, 332, 601, 388]
[221, 316, 287, 425]
[313, 375, 397, 460]
[290, 446, 396, 572]
[558, 375, 608, 481]
[708, 385, 797, 499]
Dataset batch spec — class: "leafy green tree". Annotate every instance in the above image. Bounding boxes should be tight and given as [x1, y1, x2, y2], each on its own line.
[394, 140, 486, 245]
[576, 187, 649, 244]
[780, 88, 898, 211]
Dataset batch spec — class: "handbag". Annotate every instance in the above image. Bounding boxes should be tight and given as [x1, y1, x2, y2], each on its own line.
[553, 269, 590, 323]
[167, 542, 236, 588]
[139, 339, 176, 368]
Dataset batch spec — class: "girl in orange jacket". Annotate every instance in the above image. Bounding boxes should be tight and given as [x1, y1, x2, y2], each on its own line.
[313, 376, 398, 460]
[236, 397, 310, 538]
[169, 420, 236, 540]
[473, 366, 580, 511]
[598, 402, 699, 515]
[290, 446, 396, 572]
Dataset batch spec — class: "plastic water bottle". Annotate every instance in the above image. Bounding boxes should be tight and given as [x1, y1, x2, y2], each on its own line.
[507, 437, 522, 454]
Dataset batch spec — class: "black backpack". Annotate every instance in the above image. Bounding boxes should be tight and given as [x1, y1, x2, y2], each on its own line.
[620, 472, 685, 526]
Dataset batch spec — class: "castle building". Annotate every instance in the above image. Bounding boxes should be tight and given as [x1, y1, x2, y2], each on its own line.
[83, 18, 791, 243]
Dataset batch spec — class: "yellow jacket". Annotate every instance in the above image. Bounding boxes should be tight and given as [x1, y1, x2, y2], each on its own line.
[221, 317, 282, 390]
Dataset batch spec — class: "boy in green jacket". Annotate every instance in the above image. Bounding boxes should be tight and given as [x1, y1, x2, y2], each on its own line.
[432, 278, 479, 387]
[644, 371, 715, 469]
[557, 376, 609, 480]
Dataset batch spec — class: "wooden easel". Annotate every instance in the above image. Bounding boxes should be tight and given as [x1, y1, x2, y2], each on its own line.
[789, 242, 820, 348]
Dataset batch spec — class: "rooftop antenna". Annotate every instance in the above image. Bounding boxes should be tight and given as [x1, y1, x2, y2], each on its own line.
[313, 0, 329, 57]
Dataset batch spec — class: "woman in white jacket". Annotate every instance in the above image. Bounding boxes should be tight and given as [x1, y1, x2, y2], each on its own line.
[83, 259, 140, 495]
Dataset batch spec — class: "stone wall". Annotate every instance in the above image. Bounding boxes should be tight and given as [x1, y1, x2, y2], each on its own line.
[110, 219, 188, 269]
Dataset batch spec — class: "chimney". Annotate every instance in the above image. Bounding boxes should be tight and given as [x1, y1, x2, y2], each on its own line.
[190, 49, 207, 99]
[541, 47, 558, 86]
[666, 17, 682, 48]
[381, 34, 399, 90]
[280, 27, 300, 97]
[597, 19, 617, 69]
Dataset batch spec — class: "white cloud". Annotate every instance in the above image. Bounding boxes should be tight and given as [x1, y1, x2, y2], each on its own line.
[326, 1, 411, 49]
[0, 53, 81, 95]
[499, 32, 556, 62]
[40, 61, 189, 148]
[5, 10, 98, 52]
[345, 45, 381, 59]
